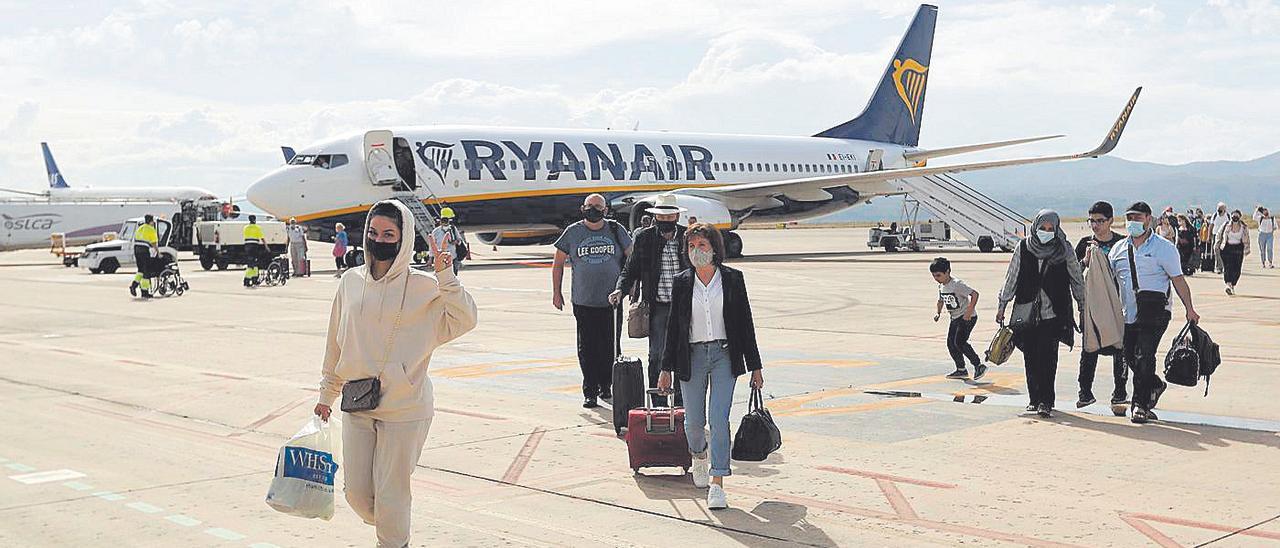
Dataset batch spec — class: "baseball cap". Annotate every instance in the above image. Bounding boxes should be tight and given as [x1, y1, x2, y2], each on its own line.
[1125, 201, 1152, 216]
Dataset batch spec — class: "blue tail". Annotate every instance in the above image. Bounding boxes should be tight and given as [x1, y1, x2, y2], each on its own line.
[41, 142, 70, 189]
[814, 4, 937, 147]
[281, 146, 297, 163]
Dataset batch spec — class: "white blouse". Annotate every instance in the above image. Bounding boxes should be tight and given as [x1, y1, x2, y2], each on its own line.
[690, 270, 727, 343]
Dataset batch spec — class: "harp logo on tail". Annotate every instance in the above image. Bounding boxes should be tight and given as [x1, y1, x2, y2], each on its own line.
[414, 140, 455, 185]
[892, 58, 928, 125]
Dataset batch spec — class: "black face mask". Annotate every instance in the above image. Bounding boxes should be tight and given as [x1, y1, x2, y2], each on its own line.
[369, 240, 399, 261]
[655, 220, 677, 233]
[583, 207, 605, 222]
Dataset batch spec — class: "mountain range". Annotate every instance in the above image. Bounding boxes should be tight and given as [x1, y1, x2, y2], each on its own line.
[815, 151, 1280, 222]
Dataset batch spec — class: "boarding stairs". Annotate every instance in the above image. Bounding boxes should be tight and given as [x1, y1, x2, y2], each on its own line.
[390, 172, 445, 248]
[894, 173, 1028, 252]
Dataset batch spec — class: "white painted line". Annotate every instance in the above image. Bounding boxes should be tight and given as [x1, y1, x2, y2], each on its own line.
[249, 543, 282, 548]
[92, 491, 126, 502]
[165, 514, 202, 527]
[4, 463, 35, 472]
[10, 469, 85, 485]
[62, 481, 94, 491]
[126, 501, 164, 514]
[204, 528, 246, 541]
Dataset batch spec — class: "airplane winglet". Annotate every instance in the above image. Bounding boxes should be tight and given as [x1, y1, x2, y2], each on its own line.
[1083, 86, 1141, 158]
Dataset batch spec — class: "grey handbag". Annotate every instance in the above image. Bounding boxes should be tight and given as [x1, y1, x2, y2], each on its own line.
[340, 275, 408, 413]
[627, 300, 649, 338]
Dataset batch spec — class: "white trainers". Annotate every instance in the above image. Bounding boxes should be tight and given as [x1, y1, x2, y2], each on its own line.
[691, 452, 710, 488]
[707, 484, 728, 510]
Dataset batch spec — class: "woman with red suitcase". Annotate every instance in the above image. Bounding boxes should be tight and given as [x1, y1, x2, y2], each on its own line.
[658, 223, 764, 510]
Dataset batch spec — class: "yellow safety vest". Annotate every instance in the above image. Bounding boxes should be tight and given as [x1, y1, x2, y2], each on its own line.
[243, 223, 264, 244]
[135, 223, 158, 247]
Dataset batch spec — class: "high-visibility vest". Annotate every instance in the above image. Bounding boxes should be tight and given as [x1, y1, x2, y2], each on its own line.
[244, 223, 264, 244]
[135, 223, 158, 247]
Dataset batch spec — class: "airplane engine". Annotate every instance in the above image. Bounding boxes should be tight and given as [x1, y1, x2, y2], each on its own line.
[628, 195, 733, 230]
[475, 229, 562, 246]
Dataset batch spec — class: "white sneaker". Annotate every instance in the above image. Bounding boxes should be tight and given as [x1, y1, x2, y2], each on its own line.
[691, 452, 709, 488]
[707, 484, 728, 510]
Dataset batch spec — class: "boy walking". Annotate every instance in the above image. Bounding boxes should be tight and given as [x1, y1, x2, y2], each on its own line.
[931, 258, 987, 380]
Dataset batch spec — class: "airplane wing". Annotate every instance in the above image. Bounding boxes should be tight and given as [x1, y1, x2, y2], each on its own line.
[684, 87, 1140, 207]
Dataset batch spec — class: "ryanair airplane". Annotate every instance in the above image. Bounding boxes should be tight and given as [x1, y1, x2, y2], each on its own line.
[246, 4, 1140, 257]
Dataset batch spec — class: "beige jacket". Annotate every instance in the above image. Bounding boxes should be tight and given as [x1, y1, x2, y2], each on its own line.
[319, 200, 478, 422]
[1082, 245, 1124, 353]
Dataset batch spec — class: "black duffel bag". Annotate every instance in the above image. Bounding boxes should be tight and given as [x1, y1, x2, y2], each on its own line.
[732, 388, 782, 462]
[1164, 322, 1200, 387]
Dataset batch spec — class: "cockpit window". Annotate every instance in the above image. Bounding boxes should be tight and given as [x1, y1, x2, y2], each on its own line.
[289, 154, 316, 165]
[291, 154, 349, 169]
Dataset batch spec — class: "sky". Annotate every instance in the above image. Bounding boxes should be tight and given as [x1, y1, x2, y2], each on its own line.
[1, 0, 1277, 197]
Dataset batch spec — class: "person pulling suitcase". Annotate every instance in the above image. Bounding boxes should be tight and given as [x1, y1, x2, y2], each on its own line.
[612, 304, 645, 435]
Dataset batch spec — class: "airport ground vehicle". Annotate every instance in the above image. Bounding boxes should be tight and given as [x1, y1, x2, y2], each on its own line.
[80, 217, 180, 274]
[869, 196, 1022, 253]
[193, 219, 288, 270]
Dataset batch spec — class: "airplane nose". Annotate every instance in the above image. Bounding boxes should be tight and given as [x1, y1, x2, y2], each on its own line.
[246, 169, 286, 217]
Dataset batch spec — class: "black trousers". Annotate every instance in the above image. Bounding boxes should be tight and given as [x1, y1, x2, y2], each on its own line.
[946, 316, 981, 369]
[1078, 349, 1128, 402]
[1124, 320, 1170, 409]
[574, 304, 614, 398]
[1221, 243, 1244, 285]
[1019, 319, 1062, 407]
[647, 302, 682, 406]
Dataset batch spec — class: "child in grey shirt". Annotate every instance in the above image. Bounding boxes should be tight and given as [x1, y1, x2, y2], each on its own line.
[931, 257, 986, 380]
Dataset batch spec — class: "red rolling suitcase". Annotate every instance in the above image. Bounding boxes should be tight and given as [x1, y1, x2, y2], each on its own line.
[626, 389, 692, 474]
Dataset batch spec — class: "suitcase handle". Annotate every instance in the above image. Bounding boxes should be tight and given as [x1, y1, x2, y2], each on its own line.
[644, 389, 678, 433]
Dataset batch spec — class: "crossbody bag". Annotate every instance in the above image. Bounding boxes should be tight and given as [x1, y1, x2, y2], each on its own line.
[340, 275, 410, 413]
[1127, 243, 1171, 325]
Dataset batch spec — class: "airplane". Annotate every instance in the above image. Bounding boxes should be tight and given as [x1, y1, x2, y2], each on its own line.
[246, 4, 1141, 259]
[0, 143, 224, 251]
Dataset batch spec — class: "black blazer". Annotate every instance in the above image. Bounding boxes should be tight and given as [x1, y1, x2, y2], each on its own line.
[661, 265, 763, 382]
[616, 225, 690, 306]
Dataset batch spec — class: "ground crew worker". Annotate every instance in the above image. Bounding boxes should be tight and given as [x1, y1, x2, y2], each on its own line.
[244, 215, 265, 287]
[430, 207, 463, 274]
[130, 214, 160, 298]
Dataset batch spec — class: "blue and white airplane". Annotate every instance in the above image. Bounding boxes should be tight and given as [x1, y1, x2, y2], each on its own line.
[246, 4, 1139, 256]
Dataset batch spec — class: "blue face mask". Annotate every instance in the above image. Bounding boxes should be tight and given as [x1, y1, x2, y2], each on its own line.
[1126, 220, 1147, 237]
[1035, 229, 1056, 244]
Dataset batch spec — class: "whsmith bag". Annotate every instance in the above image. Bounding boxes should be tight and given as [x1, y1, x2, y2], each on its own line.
[265, 417, 340, 520]
[732, 388, 782, 462]
[1163, 322, 1200, 387]
[985, 322, 1016, 366]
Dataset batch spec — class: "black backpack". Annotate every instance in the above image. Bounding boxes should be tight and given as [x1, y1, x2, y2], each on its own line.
[1190, 323, 1222, 395]
[1163, 323, 1200, 387]
[731, 388, 782, 462]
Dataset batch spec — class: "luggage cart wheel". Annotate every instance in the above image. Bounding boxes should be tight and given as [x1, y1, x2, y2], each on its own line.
[682, 467, 690, 474]
[632, 468, 640, 474]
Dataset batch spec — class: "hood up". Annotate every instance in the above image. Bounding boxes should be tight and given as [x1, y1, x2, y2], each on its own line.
[362, 199, 416, 284]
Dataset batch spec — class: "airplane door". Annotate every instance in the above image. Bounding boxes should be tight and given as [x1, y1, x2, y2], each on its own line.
[866, 149, 884, 171]
[364, 130, 401, 186]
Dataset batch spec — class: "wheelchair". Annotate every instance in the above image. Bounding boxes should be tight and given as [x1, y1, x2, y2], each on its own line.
[261, 255, 291, 287]
[153, 261, 190, 297]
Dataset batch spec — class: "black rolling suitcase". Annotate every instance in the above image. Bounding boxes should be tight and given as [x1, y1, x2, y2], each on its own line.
[611, 305, 645, 435]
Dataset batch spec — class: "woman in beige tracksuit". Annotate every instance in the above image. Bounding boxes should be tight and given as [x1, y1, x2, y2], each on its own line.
[313, 200, 478, 547]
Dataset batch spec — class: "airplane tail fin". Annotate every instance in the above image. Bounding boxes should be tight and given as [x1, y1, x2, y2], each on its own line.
[281, 146, 297, 163]
[814, 4, 937, 147]
[41, 142, 70, 189]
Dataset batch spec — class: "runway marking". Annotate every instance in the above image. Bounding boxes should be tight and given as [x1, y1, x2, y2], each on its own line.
[125, 501, 164, 514]
[249, 544, 283, 548]
[92, 490, 126, 501]
[771, 358, 877, 368]
[1119, 513, 1180, 548]
[50, 348, 83, 356]
[502, 427, 547, 484]
[435, 358, 573, 379]
[115, 359, 158, 367]
[9, 469, 85, 485]
[242, 394, 314, 431]
[815, 465, 958, 489]
[200, 371, 249, 381]
[164, 514, 202, 527]
[4, 463, 36, 472]
[62, 481, 94, 491]
[436, 407, 511, 421]
[1121, 511, 1280, 542]
[204, 527, 247, 541]
[875, 479, 917, 519]
[778, 397, 928, 417]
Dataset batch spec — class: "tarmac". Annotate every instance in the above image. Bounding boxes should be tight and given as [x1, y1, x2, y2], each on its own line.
[1, 226, 1277, 547]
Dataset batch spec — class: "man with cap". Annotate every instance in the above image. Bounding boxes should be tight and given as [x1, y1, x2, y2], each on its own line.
[611, 193, 691, 405]
[1209, 202, 1230, 273]
[287, 217, 308, 277]
[1109, 201, 1200, 424]
[431, 207, 463, 274]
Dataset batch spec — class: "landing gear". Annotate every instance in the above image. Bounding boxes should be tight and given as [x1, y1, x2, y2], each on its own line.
[723, 231, 744, 259]
[977, 236, 995, 253]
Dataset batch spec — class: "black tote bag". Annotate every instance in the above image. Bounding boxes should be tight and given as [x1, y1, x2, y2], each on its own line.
[731, 388, 782, 462]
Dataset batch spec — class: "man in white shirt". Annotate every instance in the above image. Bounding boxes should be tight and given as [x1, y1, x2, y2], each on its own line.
[1210, 202, 1230, 273]
[1110, 202, 1200, 424]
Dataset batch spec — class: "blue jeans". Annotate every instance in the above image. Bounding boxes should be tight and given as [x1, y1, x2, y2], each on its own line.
[1260, 232, 1274, 265]
[680, 341, 737, 477]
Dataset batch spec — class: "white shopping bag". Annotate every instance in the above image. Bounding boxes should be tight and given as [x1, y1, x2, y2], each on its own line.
[265, 417, 340, 520]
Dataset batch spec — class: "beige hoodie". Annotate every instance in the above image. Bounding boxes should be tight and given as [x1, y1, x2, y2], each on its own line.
[318, 199, 478, 422]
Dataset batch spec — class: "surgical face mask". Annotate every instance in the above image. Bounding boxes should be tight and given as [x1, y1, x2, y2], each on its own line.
[582, 207, 605, 223]
[1231, 215, 1241, 223]
[689, 246, 715, 267]
[1125, 220, 1147, 237]
[655, 220, 677, 233]
[1035, 229, 1056, 244]
[369, 240, 399, 261]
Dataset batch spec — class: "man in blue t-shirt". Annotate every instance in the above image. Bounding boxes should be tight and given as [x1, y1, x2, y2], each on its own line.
[1110, 201, 1200, 424]
[552, 194, 633, 408]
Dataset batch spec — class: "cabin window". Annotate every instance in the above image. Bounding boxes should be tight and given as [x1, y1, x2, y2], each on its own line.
[328, 154, 348, 168]
[747, 163, 754, 172]
[452, 159, 460, 169]
[763, 163, 770, 173]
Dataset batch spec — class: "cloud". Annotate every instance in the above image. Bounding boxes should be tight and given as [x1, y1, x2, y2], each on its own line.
[1, 102, 39, 139]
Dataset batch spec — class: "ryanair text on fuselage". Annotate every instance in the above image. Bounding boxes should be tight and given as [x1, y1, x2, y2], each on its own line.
[416, 139, 717, 183]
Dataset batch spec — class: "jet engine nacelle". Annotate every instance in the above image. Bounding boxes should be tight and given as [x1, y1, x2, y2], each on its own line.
[629, 194, 733, 229]
[475, 229, 562, 246]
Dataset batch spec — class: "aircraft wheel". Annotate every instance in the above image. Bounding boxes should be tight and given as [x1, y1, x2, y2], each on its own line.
[977, 236, 995, 253]
[724, 231, 744, 259]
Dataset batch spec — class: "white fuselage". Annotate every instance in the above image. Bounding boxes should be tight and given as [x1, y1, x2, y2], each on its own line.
[247, 126, 910, 233]
[0, 187, 220, 252]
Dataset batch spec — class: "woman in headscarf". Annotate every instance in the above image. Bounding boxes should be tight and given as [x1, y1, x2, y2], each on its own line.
[996, 210, 1086, 418]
